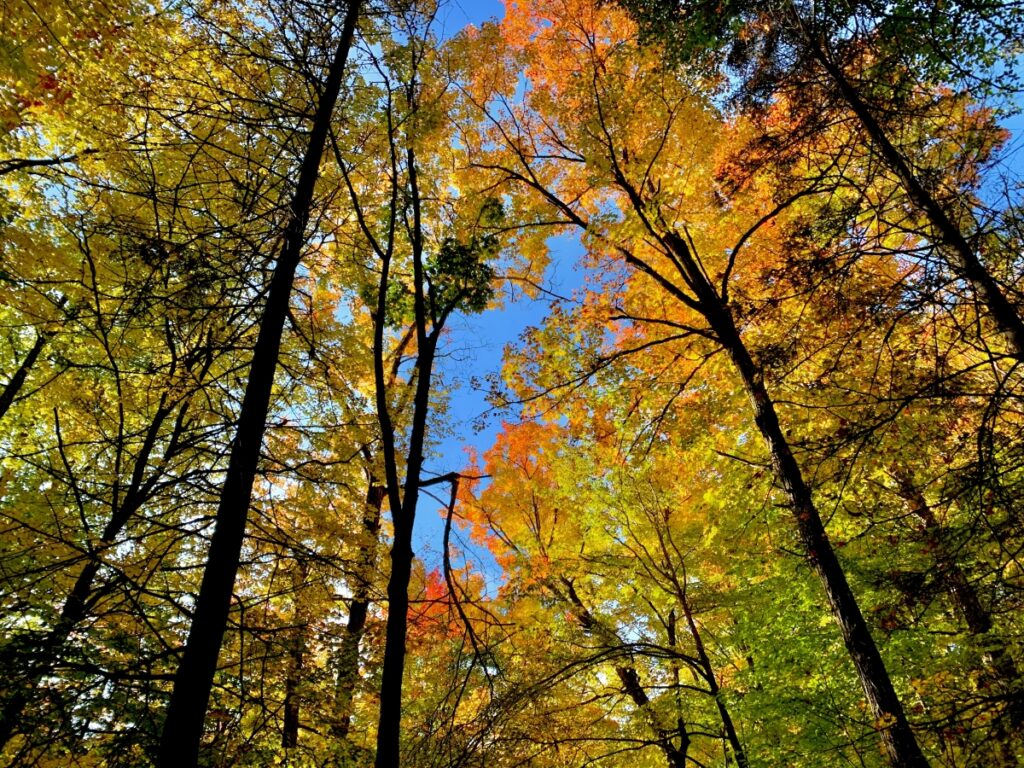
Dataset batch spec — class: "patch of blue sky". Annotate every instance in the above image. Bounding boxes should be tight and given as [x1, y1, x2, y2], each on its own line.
[406, 2, 601, 590]
[417, 231, 588, 586]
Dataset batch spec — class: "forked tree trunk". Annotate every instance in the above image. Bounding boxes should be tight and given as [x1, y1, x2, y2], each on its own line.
[371, 110, 447, 764]
[156, 5, 360, 765]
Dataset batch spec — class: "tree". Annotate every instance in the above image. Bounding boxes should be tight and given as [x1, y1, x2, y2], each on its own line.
[328, 8, 505, 763]
[617, 0, 1024, 362]
[1, 0, 1021, 764]
[461, 2, 948, 763]
[0, 2, 295, 757]
[465, 418, 751, 767]
[156, 2, 361, 764]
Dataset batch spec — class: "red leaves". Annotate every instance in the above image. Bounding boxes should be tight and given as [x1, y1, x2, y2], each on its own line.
[406, 568, 459, 643]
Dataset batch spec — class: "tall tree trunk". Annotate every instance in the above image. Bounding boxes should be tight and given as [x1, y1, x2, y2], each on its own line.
[374, 515, 415, 768]
[514, 150, 924, 761]
[373, 337, 438, 768]
[806, 33, 1024, 362]
[371, 104, 442, 764]
[656, 229, 929, 767]
[706, 311, 927, 766]
[156, 6, 360, 765]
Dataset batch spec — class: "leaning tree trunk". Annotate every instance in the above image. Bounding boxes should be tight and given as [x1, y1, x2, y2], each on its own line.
[895, 477, 1017, 662]
[720, 321, 929, 765]
[709, 306, 928, 767]
[0, 296, 67, 421]
[660, 230, 930, 768]
[808, 36, 1024, 363]
[156, 5, 360, 766]
[559, 579, 690, 768]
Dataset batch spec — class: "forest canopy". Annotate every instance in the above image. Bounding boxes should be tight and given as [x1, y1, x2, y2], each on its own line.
[1, 0, 1023, 766]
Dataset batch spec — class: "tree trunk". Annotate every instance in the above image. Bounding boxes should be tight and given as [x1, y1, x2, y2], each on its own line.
[708, 304, 928, 767]
[0, 329, 50, 420]
[560, 580, 690, 768]
[676, 595, 748, 767]
[372, 116, 439, 766]
[373, 338, 438, 768]
[807, 34, 1024, 362]
[374, 515, 415, 768]
[156, 5, 360, 765]
[653, 228, 929, 767]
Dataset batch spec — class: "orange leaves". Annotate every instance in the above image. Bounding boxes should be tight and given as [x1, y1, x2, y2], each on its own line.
[489, 419, 559, 476]
[459, 419, 582, 583]
[406, 568, 456, 644]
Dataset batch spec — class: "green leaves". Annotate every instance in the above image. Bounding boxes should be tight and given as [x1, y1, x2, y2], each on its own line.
[426, 235, 497, 317]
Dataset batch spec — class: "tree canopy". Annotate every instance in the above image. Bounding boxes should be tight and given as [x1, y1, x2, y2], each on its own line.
[0, 0, 1022, 766]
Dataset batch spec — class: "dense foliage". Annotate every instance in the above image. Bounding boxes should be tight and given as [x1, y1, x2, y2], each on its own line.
[0, 0, 1022, 766]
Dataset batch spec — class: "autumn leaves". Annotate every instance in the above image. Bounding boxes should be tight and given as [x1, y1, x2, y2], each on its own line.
[0, 0, 1022, 766]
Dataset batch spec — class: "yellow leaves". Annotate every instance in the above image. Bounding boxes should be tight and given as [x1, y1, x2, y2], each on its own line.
[873, 710, 898, 730]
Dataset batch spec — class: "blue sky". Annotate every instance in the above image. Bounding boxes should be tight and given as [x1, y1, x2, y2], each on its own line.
[436, 0, 505, 33]
[416, 237, 586, 571]
[410, 3, 595, 581]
